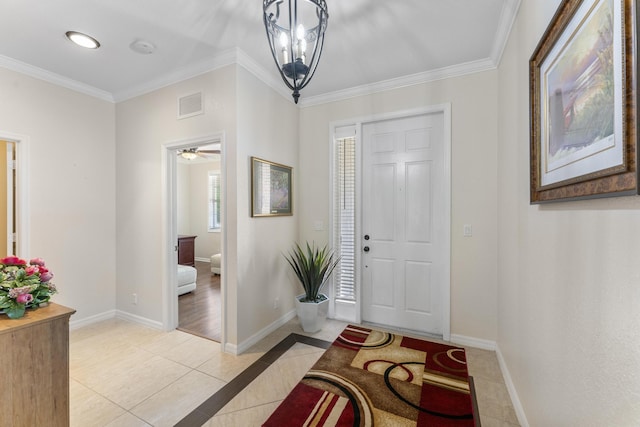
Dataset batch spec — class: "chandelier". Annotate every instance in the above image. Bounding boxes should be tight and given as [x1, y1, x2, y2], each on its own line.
[263, 0, 329, 104]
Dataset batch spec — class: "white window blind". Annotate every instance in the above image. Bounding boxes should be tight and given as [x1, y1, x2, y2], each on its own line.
[208, 172, 221, 231]
[334, 136, 356, 301]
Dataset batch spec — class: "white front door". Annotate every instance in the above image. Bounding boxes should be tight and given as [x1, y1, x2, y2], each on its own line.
[361, 112, 446, 335]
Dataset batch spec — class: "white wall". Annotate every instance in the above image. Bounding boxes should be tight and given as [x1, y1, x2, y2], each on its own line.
[298, 72, 499, 341]
[235, 66, 299, 344]
[115, 67, 237, 326]
[0, 67, 116, 322]
[115, 64, 299, 348]
[497, 1, 640, 425]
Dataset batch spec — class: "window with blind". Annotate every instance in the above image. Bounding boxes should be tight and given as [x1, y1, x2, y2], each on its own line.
[208, 172, 221, 231]
[334, 136, 356, 301]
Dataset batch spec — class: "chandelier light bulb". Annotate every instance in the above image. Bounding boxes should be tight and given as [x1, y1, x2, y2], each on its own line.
[296, 24, 305, 41]
[279, 32, 289, 47]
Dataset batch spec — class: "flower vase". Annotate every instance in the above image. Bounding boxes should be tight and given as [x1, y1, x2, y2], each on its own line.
[5, 305, 26, 319]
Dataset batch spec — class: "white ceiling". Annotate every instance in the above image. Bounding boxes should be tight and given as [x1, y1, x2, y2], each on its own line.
[0, 0, 520, 104]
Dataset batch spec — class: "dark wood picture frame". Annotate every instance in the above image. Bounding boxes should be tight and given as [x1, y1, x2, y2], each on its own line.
[530, 0, 638, 203]
[251, 157, 293, 217]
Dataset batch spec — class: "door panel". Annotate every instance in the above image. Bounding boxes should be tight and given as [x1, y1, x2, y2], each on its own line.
[406, 161, 431, 242]
[371, 164, 395, 241]
[362, 113, 445, 334]
[371, 258, 394, 307]
[405, 260, 432, 313]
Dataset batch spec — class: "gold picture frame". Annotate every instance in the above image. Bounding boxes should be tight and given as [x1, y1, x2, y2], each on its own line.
[530, 0, 638, 203]
[251, 157, 293, 217]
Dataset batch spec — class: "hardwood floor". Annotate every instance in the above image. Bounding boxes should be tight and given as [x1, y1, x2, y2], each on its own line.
[178, 261, 221, 342]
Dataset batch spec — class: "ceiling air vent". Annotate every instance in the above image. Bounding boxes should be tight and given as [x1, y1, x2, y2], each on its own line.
[177, 92, 203, 120]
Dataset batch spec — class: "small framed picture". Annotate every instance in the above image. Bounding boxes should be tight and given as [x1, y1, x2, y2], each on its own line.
[251, 157, 293, 217]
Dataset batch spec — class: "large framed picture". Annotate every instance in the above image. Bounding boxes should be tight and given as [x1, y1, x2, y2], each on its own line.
[530, 0, 638, 203]
[251, 157, 293, 217]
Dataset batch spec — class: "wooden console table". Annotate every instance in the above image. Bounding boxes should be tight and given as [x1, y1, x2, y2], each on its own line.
[0, 303, 75, 427]
[178, 234, 197, 266]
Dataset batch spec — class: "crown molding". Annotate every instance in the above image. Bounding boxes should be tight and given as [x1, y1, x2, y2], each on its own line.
[114, 47, 296, 104]
[299, 57, 497, 108]
[490, 0, 522, 66]
[0, 54, 114, 102]
[112, 48, 240, 102]
[234, 49, 296, 104]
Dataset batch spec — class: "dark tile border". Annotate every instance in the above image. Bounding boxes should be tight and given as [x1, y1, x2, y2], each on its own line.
[174, 333, 331, 427]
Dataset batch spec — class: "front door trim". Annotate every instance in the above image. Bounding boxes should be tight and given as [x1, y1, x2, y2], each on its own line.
[329, 104, 451, 340]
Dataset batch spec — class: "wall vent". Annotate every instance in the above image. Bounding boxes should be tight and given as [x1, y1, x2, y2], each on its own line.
[177, 92, 203, 120]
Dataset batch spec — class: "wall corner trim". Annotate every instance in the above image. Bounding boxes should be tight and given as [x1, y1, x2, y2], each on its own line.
[233, 309, 297, 355]
[495, 344, 530, 427]
[450, 334, 496, 351]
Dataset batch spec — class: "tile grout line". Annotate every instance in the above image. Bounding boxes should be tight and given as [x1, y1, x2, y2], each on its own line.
[174, 333, 331, 427]
[125, 357, 200, 425]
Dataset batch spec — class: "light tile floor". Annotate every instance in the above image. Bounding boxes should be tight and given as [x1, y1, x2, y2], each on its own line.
[70, 318, 520, 426]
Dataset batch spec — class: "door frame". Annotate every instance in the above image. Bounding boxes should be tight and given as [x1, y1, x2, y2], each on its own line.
[161, 133, 226, 344]
[0, 131, 30, 258]
[329, 104, 451, 340]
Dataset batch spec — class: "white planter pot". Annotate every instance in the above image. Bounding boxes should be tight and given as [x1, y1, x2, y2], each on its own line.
[295, 294, 329, 333]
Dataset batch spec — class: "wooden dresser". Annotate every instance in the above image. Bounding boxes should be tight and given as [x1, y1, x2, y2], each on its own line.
[0, 303, 75, 427]
[178, 234, 197, 266]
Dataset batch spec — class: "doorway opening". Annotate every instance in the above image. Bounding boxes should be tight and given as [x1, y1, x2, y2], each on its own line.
[176, 143, 222, 341]
[0, 133, 29, 259]
[162, 134, 225, 343]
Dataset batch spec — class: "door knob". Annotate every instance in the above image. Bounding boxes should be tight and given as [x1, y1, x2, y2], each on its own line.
[364, 235, 370, 240]
[363, 246, 370, 252]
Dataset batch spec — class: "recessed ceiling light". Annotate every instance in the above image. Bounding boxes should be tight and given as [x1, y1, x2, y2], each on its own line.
[65, 31, 100, 49]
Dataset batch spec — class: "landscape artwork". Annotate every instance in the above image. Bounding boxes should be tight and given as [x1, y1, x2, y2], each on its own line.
[539, 0, 624, 188]
[251, 157, 292, 216]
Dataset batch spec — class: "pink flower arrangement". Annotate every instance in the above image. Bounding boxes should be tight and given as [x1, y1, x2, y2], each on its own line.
[0, 256, 57, 319]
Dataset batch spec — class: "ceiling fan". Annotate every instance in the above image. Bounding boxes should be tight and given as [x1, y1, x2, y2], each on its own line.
[178, 147, 220, 160]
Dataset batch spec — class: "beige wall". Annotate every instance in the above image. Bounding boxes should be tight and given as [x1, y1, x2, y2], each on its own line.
[115, 64, 299, 347]
[116, 66, 237, 329]
[298, 71, 500, 341]
[235, 66, 299, 344]
[497, 0, 640, 425]
[0, 67, 116, 321]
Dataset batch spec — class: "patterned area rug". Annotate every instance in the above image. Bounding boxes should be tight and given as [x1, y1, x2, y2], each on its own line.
[263, 324, 478, 426]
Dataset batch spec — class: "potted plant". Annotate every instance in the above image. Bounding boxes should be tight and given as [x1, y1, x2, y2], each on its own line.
[284, 242, 340, 333]
[0, 256, 57, 319]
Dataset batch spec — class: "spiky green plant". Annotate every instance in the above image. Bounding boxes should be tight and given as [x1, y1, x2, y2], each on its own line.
[284, 242, 340, 303]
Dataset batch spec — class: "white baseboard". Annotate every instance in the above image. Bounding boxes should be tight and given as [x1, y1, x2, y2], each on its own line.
[495, 344, 530, 427]
[69, 308, 164, 332]
[115, 309, 163, 330]
[450, 334, 496, 351]
[450, 335, 529, 426]
[231, 309, 297, 355]
[195, 257, 211, 263]
[69, 309, 117, 330]
[223, 342, 238, 354]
